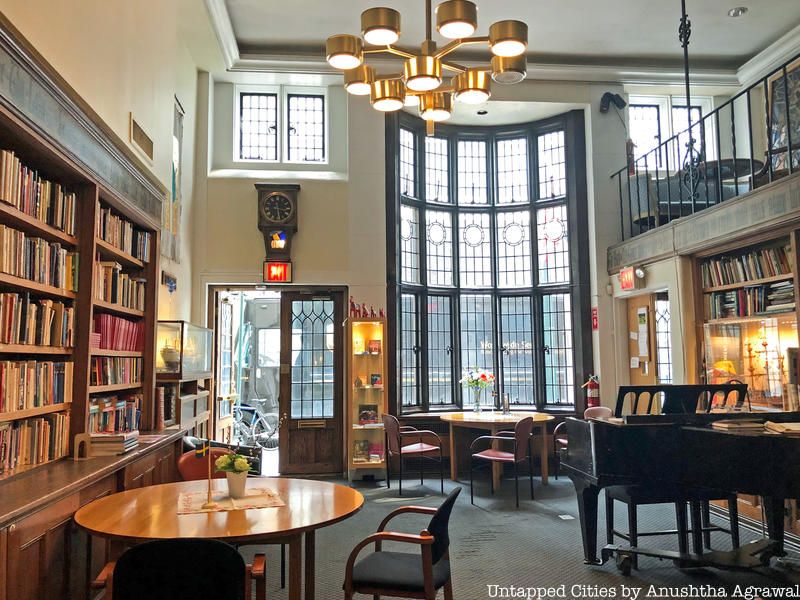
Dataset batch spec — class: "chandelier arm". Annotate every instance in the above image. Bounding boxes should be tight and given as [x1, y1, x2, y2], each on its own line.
[363, 45, 418, 60]
[442, 61, 467, 73]
[434, 36, 490, 60]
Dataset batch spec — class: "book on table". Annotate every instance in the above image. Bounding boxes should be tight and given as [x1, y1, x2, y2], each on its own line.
[89, 429, 139, 455]
[764, 421, 800, 435]
[711, 419, 765, 430]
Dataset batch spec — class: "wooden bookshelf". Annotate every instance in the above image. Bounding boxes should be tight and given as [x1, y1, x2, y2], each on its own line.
[702, 273, 794, 293]
[0, 403, 71, 423]
[0, 101, 160, 480]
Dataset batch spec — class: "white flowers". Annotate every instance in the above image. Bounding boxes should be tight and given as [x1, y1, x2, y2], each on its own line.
[459, 368, 496, 389]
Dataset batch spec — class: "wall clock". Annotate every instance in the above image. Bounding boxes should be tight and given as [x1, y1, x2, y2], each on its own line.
[255, 183, 300, 260]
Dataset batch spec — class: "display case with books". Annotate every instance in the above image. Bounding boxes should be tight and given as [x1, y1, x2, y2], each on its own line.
[347, 318, 388, 478]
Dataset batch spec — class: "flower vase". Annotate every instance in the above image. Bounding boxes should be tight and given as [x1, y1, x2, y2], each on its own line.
[472, 388, 482, 412]
[226, 471, 248, 499]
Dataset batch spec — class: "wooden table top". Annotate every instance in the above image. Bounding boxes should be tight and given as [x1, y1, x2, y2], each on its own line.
[439, 411, 555, 425]
[74, 478, 364, 544]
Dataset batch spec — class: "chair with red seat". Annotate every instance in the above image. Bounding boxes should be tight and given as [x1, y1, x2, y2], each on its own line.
[383, 414, 444, 496]
[177, 447, 231, 480]
[469, 416, 535, 508]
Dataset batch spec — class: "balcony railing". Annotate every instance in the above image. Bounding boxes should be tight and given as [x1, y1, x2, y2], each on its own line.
[613, 52, 800, 240]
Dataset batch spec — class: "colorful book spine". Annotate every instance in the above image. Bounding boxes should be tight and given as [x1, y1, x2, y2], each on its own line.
[88, 393, 141, 433]
[701, 243, 792, 288]
[95, 200, 151, 262]
[89, 356, 143, 386]
[0, 292, 74, 347]
[92, 313, 144, 351]
[0, 360, 73, 413]
[93, 257, 146, 310]
[0, 224, 79, 291]
[0, 412, 70, 472]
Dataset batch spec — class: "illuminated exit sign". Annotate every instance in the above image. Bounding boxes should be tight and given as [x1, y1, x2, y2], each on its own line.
[263, 261, 292, 283]
[619, 266, 641, 291]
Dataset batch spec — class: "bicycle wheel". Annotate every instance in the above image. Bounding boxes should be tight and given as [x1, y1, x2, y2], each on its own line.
[252, 417, 279, 450]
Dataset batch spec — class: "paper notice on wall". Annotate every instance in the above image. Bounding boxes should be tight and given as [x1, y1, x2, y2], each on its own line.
[637, 307, 649, 358]
[629, 331, 638, 340]
[630, 356, 640, 369]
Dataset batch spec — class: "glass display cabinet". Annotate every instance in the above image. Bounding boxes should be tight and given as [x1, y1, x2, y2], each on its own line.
[704, 315, 799, 411]
[156, 320, 213, 379]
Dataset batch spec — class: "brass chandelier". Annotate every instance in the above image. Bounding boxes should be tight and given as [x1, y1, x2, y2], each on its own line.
[325, 0, 528, 131]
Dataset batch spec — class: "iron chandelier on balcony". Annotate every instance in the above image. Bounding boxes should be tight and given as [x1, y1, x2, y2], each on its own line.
[325, 0, 528, 131]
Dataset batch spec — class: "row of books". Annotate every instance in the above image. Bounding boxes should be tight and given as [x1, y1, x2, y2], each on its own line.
[88, 393, 141, 434]
[93, 259, 146, 310]
[700, 243, 792, 288]
[0, 149, 77, 235]
[92, 313, 143, 352]
[352, 440, 384, 463]
[0, 293, 74, 347]
[705, 281, 796, 319]
[0, 224, 79, 291]
[0, 412, 70, 472]
[96, 201, 151, 262]
[90, 356, 142, 387]
[0, 360, 73, 413]
[89, 429, 139, 456]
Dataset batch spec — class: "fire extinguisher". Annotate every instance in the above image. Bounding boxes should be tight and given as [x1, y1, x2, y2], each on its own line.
[582, 375, 600, 408]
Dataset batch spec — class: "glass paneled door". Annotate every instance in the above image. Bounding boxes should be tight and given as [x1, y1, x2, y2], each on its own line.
[279, 291, 344, 474]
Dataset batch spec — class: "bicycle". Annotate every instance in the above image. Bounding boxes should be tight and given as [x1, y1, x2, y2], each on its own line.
[233, 397, 282, 450]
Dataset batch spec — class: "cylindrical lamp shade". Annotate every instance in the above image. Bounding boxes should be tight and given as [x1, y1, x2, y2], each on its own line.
[488, 20, 528, 57]
[491, 54, 527, 84]
[419, 92, 452, 122]
[361, 7, 401, 46]
[326, 34, 363, 69]
[403, 56, 443, 92]
[453, 69, 491, 104]
[371, 79, 406, 111]
[404, 93, 421, 107]
[436, 0, 478, 39]
[344, 65, 375, 95]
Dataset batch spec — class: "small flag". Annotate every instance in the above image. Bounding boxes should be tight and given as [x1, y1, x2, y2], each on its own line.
[195, 442, 209, 458]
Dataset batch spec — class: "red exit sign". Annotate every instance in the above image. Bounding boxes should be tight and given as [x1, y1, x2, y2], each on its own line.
[619, 266, 640, 291]
[263, 261, 292, 283]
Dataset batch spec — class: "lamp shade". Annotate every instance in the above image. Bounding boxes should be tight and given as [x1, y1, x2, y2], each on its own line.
[453, 69, 491, 104]
[361, 7, 401, 46]
[344, 65, 375, 95]
[490, 54, 527, 84]
[419, 92, 452, 122]
[436, 0, 478, 39]
[404, 93, 421, 107]
[326, 34, 363, 69]
[371, 79, 406, 111]
[488, 20, 528, 57]
[403, 56, 443, 92]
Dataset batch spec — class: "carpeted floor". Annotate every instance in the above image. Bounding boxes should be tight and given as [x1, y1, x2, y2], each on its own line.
[240, 475, 800, 599]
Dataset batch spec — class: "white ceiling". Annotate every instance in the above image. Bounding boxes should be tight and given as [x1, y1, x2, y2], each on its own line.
[441, 101, 585, 126]
[225, 0, 800, 68]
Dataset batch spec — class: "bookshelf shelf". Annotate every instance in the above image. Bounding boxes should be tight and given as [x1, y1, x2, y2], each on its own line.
[89, 382, 143, 394]
[89, 349, 143, 358]
[0, 402, 71, 422]
[94, 237, 145, 269]
[705, 311, 797, 325]
[0, 272, 77, 299]
[0, 344, 72, 354]
[702, 273, 794, 293]
[93, 299, 145, 318]
[0, 201, 77, 246]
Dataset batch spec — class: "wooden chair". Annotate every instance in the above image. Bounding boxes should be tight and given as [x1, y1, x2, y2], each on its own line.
[343, 487, 461, 600]
[607, 384, 743, 568]
[469, 416, 535, 508]
[94, 538, 266, 600]
[553, 406, 613, 479]
[177, 448, 286, 589]
[383, 414, 444, 495]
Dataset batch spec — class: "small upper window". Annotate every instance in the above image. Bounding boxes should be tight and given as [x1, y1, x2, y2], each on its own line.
[287, 94, 326, 162]
[239, 93, 278, 161]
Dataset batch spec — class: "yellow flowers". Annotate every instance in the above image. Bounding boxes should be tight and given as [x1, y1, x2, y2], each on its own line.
[214, 452, 251, 474]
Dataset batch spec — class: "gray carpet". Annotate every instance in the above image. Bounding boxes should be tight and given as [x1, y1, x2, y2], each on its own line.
[240, 476, 800, 599]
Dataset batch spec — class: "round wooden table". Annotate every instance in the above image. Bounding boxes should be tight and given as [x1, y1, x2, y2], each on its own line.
[74, 478, 364, 600]
[440, 411, 555, 489]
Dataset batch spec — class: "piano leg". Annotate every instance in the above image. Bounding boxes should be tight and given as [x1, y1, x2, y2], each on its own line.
[763, 496, 786, 556]
[689, 501, 703, 555]
[570, 477, 602, 564]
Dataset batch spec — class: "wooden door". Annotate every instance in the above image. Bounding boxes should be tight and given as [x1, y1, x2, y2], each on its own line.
[279, 291, 344, 474]
[626, 295, 658, 388]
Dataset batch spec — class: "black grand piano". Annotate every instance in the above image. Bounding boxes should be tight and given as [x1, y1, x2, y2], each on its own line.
[561, 386, 800, 575]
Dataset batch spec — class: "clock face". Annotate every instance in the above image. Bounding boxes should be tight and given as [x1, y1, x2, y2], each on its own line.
[260, 193, 294, 224]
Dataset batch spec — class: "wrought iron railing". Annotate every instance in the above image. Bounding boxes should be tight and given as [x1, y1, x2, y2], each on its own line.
[613, 52, 800, 240]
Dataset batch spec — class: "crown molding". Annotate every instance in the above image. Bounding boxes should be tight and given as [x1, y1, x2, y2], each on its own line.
[204, 0, 239, 69]
[737, 24, 800, 87]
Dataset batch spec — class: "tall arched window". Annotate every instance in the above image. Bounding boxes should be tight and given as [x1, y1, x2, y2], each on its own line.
[387, 111, 592, 414]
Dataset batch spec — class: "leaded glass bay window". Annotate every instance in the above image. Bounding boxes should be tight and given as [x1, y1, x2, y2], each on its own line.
[393, 115, 585, 413]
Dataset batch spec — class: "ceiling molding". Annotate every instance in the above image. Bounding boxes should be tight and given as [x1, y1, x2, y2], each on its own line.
[737, 23, 800, 87]
[204, 0, 239, 69]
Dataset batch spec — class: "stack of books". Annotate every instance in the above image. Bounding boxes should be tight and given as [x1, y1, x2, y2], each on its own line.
[93, 258, 146, 310]
[92, 313, 144, 351]
[89, 429, 139, 456]
[706, 280, 796, 319]
[711, 419, 764, 431]
[0, 149, 77, 235]
[764, 280, 795, 313]
[0, 224, 78, 290]
[764, 421, 800, 436]
[0, 293, 75, 347]
[95, 200, 151, 262]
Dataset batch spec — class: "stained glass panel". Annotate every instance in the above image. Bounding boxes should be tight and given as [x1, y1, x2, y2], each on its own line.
[287, 94, 325, 162]
[289, 299, 335, 419]
[425, 137, 449, 203]
[496, 137, 528, 204]
[427, 296, 453, 405]
[239, 93, 278, 161]
[426, 210, 454, 286]
[400, 128, 415, 197]
[400, 294, 420, 408]
[500, 296, 534, 406]
[537, 130, 566, 199]
[496, 210, 532, 287]
[460, 294, 495, 407]
[400, 204, 420, 284]
[457, 140, 488, 205]
[542, 293, 574, 407]
[458, 212, 492, 288]
[537, 205, 570, 285]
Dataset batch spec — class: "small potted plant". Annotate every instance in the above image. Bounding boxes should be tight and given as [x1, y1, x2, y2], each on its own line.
[460, 368, 495, 412]
[215, 452, 251, 499]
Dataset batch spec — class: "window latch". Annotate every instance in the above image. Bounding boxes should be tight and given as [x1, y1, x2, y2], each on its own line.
[412, 344, 421, 354]
[543, 345, 551, 354]
[445, 345, 452, 355]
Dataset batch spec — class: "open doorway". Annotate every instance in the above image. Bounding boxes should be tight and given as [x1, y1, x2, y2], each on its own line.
[211, 287, 345, 476]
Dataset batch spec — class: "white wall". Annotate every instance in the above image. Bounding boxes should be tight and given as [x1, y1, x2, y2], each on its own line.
[0, 0, 215, 321]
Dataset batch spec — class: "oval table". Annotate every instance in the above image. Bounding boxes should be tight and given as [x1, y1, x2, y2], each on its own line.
[74, 477, 364, 600]
[440, 411, 554, 490]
